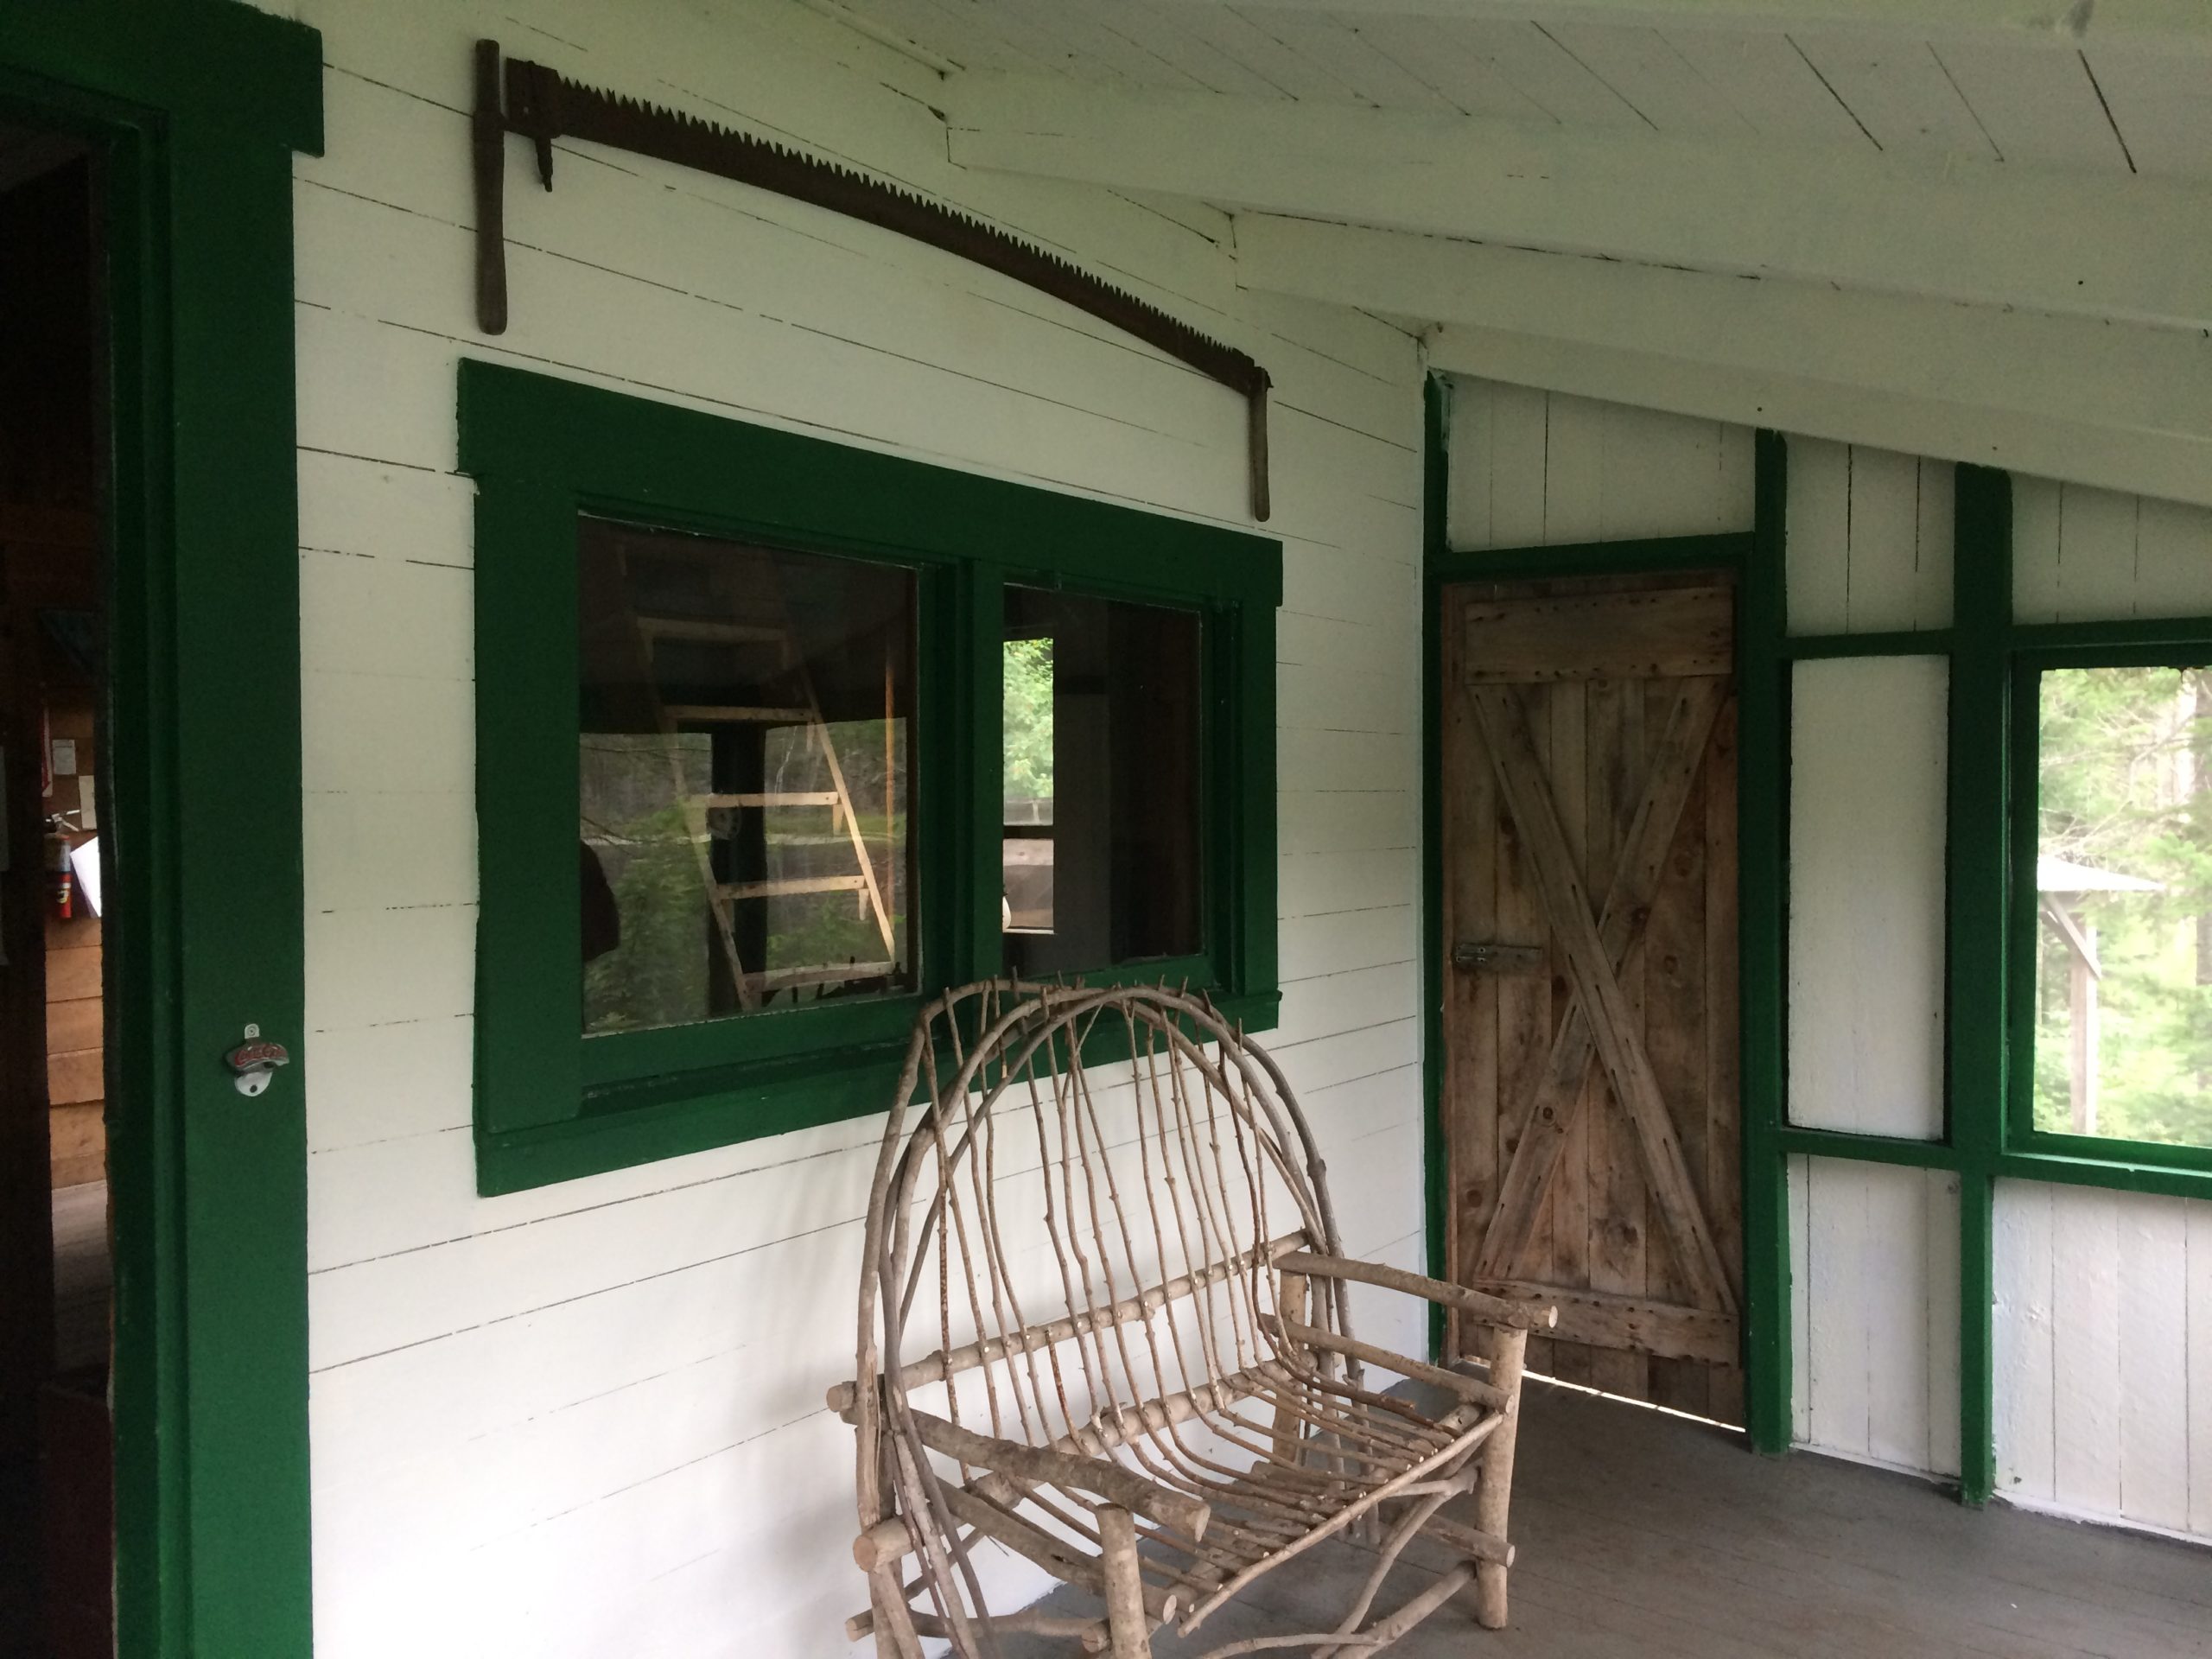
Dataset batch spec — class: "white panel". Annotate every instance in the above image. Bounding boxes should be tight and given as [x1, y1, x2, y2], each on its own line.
[1787, 658, 1948, 1139]
[1996, 1182, 2212, 1542]
[2117, 1196, 2191, 1531]
[1792, 1159, 1959, 1477]
[1802, 1160, 1872, 1456]
[1923, 1169, 1963, 1478]
[1994, 1180, 2057, 1506]
[2013, 474, 2212, 624]
[1446, 376, 1753, 552]
[2192, 1199, 2212, 1538]
[1789, 1154, 1813, 1445]
[1786, 436, 1951, 634]
[1784, 436, 1851, 634]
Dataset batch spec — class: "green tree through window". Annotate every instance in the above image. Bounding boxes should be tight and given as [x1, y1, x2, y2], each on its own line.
[2034, 664, 2212, 1148]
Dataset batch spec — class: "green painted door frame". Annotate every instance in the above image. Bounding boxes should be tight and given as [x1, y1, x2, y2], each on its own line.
[0, 3, 321, 1652]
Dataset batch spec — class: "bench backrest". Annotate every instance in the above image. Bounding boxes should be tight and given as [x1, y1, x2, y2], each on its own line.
[854, 981, 1348, 1461]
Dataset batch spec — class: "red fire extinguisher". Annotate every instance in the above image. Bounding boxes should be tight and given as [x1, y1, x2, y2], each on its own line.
[44, 816, 75, 920]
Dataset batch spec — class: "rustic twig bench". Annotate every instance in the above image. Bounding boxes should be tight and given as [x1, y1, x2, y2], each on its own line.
[833, 981, 1554, 1657]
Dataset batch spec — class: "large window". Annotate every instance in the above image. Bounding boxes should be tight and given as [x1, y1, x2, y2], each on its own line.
[2025, 660, 2212, 1152]
[462, 363, 1280, 1192]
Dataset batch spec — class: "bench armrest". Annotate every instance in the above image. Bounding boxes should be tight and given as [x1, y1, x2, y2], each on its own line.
[904, 1406, 1211, 1540]
[1278, 1252, 1557, 1333]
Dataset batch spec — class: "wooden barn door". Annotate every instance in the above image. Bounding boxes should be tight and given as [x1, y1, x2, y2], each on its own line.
[1440, 575, 1745, 1422]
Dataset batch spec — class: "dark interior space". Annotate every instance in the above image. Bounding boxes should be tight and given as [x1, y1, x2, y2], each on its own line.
[0, 126, 114, 1659]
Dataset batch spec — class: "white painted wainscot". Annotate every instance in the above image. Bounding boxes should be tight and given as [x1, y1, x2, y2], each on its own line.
[274, 0, 1427, 1653]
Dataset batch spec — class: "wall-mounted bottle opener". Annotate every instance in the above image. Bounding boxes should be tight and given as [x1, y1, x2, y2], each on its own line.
[226, 1027, 291, 1097]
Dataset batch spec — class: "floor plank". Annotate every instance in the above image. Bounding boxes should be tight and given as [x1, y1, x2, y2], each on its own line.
[999, 1379, 2212, 1657]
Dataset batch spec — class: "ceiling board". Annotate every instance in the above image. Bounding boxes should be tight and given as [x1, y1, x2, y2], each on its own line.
[1169, 4, 1370, 98]
[1541, 23, 1757, 135]
[1110, 0, 1300, 97]
[824, 0, 2208, 180]
[1006, 0, 1213, 89]
[2084, 47, 2212, 180]
[1656, 28, 1875, 145]
[1246, 10, 1465, 110]
[1344, 13, 1561, 118]
[1789, 32, 1999, 159]
[1931, 43, 2132, 174]
[1450, 17, 1651, 126]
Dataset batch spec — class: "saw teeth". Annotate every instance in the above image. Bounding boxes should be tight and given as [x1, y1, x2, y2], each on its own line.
[526, 60, 1263, 394]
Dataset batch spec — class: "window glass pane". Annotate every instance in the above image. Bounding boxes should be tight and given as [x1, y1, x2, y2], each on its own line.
[579, 519, 914, 1034]
[2035, 664, 2212, 1147]
[1002, 588, 1201, 976]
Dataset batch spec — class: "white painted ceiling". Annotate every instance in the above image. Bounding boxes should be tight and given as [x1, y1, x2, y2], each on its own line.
[813, 0, 2209, 179]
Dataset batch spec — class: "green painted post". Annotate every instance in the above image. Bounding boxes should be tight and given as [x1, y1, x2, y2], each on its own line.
[1421, 373, 1451, 1360]
[1949, 463, 2012, 1507]
[1738, 432, 1793, 1456]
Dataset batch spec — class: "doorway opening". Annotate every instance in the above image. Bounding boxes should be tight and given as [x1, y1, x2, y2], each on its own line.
[0, 126, 115, 1659]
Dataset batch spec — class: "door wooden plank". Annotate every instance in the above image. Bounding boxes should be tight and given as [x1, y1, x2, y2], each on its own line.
[1472, 680, 1725, 1291]
[1471, 1279, 1739, 1366]
[1705, 694, 1748, 1422]
[1585, 677, 1649, 1400]
[1495, 683, 1556, 1374]
[1469, 685, 1737, 1317]
[1462, 586, 1731, 683]
[1646, 679, 1712, 1415]
[1548, 683, 1594, 1387]
[1440, 605, 1499, 1363]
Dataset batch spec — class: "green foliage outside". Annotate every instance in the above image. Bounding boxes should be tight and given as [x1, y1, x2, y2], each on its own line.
[2034, 664, 2212, 1148]
[1003, 638, 1054, 806]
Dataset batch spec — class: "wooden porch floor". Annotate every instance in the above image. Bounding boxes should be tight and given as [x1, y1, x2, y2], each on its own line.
[1008, 1378, 2212, 1657]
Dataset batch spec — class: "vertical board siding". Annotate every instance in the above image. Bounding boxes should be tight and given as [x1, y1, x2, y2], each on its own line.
[1788, 1156, 1962, 1478]
[1994, 1182, 2212, 1541]
[285, 1, 1424, 1654]
[1444, 377, 1755, 552]
[1783, 436, 1954, 634]
[2013, 477, 2212, 624]
[1786, 656, 1948, 1139]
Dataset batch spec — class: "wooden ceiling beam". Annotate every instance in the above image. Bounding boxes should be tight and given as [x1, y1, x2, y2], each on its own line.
[944, 75, 2212, 334]
[1234, 213, 2212, 507]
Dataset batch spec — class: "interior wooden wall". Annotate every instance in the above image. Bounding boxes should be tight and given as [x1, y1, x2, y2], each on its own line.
[283, 2, 1427, 1653]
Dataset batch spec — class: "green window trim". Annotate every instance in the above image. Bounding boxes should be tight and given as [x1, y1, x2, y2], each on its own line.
[2004, 638, 2212, 1182]
[460, 362, 1281, 1194]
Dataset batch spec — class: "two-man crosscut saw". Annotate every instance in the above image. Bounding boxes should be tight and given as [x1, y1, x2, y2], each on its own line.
[470, 41, 1273, 521]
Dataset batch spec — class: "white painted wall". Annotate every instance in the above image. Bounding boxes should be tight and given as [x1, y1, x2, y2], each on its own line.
[1444, 378, 1754, 551]
[1788, 1156, 1962, 1478]
[1994, 1183, 2212, 1540]
[2014, 477, 2212, 624]
[1786, 656, 1948, 1141]
[1785, 438, 1954, 635]
[269, 1, 1427, 1652]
